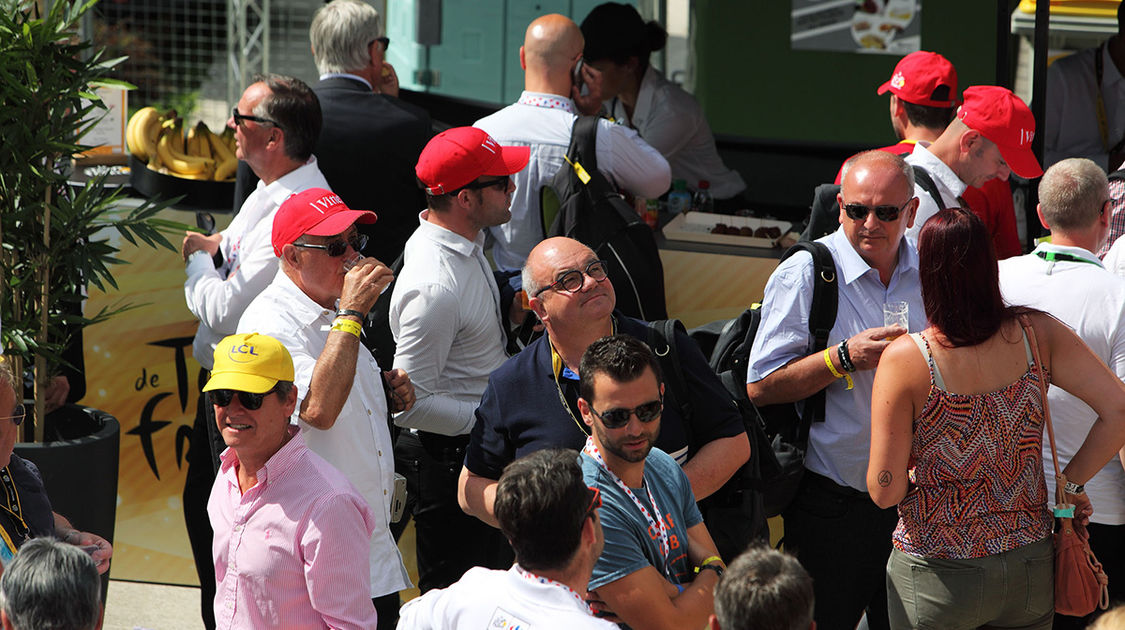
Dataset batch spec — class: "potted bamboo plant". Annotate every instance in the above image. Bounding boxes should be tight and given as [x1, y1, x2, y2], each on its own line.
[0, 0, 180, 577]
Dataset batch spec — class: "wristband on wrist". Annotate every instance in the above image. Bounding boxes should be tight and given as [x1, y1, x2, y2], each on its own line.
[824, 348, 854, 390]
[335, 308, 366, 321]
[1064, 480, 1085, 495]
[330, 317, 362, 338]
[838, 339, 857, 372]
[696, 563, 724, 578]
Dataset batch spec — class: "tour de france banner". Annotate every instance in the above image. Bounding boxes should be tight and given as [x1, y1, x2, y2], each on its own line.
[791, 0, 922, 54]
[83, 205, 230, 585]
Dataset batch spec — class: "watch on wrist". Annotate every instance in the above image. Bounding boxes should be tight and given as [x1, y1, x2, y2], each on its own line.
[697, 563, 724, 578]
[1064, 480, 1085, 495]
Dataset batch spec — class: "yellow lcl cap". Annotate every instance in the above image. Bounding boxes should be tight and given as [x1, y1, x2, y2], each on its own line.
[203, 333, 294, 394]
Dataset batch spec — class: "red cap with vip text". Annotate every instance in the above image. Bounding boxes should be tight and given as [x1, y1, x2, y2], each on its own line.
[271, 188, 377, 256]
[958, 85, 1044, 179]
[415, 127, 530, 195]
[876, 51, 959, 108]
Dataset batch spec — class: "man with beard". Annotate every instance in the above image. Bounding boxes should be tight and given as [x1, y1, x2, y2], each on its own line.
[576, 335, 724, 630]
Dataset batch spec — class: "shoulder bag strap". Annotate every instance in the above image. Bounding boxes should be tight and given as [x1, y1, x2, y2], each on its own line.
[911, 165, 946, 211]
[1020, 314, 1066, 506]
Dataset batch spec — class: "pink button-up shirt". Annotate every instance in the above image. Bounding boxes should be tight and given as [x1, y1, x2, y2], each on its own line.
[208, 430, 378, 629]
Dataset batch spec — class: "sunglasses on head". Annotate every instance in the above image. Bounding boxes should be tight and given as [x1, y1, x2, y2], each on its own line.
[292, 232, 368, 257]
[590, 398, 663, 429]
[461, 176, 510, 192]
[842, 198, 912, 222]
[210, 385, 281, 411]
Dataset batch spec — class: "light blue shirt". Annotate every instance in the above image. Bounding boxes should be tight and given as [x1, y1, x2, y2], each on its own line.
[747, 227, 926, 491]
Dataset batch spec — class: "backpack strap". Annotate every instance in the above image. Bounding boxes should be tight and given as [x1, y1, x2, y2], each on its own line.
[779, 241, 838, 437]
[911, 165, 946, 210]
[647, 319, 695, 449]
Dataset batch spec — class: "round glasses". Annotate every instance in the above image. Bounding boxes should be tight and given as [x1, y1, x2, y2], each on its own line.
[534, 260, 609, 297]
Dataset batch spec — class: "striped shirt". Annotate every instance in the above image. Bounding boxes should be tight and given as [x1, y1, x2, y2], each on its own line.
[208, 430, 378, 629]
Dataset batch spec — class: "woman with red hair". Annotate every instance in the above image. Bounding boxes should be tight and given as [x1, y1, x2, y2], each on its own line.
[868, 208, 1125, 629]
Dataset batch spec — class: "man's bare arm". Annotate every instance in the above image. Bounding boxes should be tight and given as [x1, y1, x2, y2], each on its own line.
[681, 433, 750, 501]
[457, 466, 500, 528]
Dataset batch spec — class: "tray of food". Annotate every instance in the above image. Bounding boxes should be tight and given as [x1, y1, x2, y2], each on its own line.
[662, 212, 793, 248]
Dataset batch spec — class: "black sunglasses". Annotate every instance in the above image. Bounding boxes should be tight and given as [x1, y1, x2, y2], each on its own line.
[461, 176, 510, 192]
[210, 385, 282, 411]
[534, 260, 609, 297]
[0, 404, 25, 426]
[373, 36, 389, 51]
[590, 398, 663, 429]
[231, 106, 280, 128]
[843, 198, 912, 222]
[292, 233, 368, 257]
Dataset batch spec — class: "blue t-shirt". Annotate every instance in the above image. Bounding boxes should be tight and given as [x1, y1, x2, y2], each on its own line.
[581, 448, 703, 590]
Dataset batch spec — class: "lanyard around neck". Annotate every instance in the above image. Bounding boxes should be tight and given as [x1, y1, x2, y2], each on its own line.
[514, 565, 592, 613]
[1035, 249, 1101, 267]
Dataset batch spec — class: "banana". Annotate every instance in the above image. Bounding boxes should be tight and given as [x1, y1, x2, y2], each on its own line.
[213, 157, 238, 181]
[190, 122, 213, 160]
[162, 117, 187, 154]
[127, 106, 160, 161]
[205, 126, 238, 181]
[221, 126, 236, 153]
[156, 126, 213, 176]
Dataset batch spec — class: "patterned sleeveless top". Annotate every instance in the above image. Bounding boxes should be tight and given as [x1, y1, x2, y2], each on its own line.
[893, 330, 1053, 559]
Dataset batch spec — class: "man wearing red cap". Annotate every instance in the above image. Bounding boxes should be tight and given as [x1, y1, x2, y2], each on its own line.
[835, 51, 1022, 259]
[388, 127, 529, 593]
[904, 85, 1044, 244]
[236, 187, 416, 629]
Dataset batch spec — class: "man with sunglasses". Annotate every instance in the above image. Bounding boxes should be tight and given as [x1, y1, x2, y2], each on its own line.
[309, 0, 432, 265]
[746, 150, 925, 630]
[903, 85, 1043, 245]
[459, 237, 748, 535]
[474, 13, 669, 285]
[180, 73, 329, 630]
[399, 449, 616, 629]
[386, 127, 529, 594]
[203, 333, 379, 629]
[237, 188, 414, 629]
[575, 335, 724, 630]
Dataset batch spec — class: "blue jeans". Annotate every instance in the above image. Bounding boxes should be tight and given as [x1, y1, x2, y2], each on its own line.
[886, 537, 1054, 630]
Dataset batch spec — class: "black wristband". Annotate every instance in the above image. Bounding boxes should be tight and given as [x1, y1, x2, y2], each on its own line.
[838, 339, 857, 373]
[336, 309, 366, 321]
[697, 563, 724, 578]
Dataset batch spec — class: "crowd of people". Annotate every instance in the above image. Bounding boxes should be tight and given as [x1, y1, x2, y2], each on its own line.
[6, 1, 1125, 629]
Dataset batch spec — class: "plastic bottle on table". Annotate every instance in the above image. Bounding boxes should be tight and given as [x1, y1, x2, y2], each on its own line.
[692, 180, 714, 214]
[668, 179, 692, 214]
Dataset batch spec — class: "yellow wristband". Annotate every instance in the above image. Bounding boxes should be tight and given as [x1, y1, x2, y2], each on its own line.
[331, 317, 362, 338]
[823, 348, 854, 390]
[700, 555, 722, 568]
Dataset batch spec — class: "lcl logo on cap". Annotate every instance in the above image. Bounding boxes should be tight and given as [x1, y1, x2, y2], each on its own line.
[306, 193, 344, 215]
[890, 72, 905, 89]
[229, 344, 261, 363]
[480, 137, 499, 155]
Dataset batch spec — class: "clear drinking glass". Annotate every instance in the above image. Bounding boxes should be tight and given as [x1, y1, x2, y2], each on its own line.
[883, 301, 909, 339]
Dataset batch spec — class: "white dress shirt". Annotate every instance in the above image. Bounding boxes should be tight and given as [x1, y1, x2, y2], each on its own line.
[185, 158, 329, 369]
[474, 91, 670, 272]
[237, 270, 411, 597]
[747, 228, 926, 491]
[397, 566, 618, 630]
[608, 65, 745, 200]
[389, 213, 508, 435]
[1001, 242, 1125, 525]
[904, 142, 966, 247]
[1045, 41, 1125, 172]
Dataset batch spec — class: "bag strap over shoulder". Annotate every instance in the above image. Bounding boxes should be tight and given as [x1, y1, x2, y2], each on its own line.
[779, 241, 838, 437]
[647, 318, 694, 447]
[911, 165, 946, 210]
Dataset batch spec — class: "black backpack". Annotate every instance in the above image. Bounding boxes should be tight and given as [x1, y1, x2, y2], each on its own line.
[802, 165, 946, 242]
[677, 241, 839, 523]
[541, 116, 668, 321]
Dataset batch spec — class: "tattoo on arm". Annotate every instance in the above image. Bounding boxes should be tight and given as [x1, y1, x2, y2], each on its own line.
[878, 470, 892, 487]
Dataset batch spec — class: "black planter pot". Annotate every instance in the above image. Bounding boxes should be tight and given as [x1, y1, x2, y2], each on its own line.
[13, 404, 120, 602]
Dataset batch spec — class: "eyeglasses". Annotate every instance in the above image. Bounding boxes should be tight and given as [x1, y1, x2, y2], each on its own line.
[292, 232, 368, 257]
[584, 486, 602, 519]
[533, 260, 609, 297]
[0, 405, 25, 426]
[210, 385, 282, 411]
[461, 176, 510, 192]
[842, 198, 913, 222]
[372, 36, 389, 51]
[590, 398, 663, 430]
[231, 106, 280, 128]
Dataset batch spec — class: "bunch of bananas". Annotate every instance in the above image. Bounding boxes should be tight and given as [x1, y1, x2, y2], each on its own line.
[126, 107, 238, 182]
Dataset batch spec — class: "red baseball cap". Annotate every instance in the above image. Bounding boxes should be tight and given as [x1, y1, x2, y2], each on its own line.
[876, 51, 960, 108]
[957, 86, 1043, 179]
[415, 127, 530, 195]
[271, 188, 377, 256]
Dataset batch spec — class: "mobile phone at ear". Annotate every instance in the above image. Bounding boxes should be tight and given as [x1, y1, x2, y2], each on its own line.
[573, 59, 589, 97]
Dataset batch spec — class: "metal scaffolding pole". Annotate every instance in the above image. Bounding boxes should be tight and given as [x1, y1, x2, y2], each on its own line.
[227, 0, 270, 106]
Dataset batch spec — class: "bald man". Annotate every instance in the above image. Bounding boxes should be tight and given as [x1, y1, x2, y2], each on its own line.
[474, 14, 669, 281]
